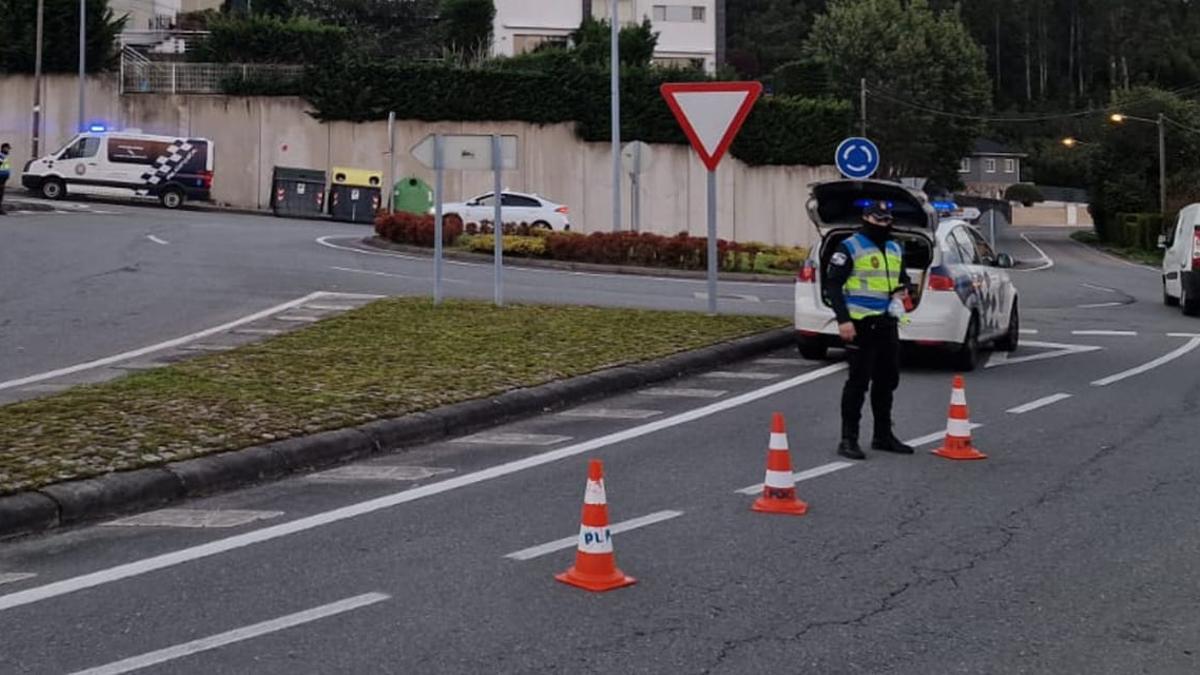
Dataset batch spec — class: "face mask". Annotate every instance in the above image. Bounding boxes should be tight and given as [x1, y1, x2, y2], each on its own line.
[862, 220, 891, 244]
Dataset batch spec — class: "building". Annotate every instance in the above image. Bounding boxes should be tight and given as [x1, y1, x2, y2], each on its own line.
[492, 0, 723, 72]
[109, 0, 221, 54]
[958, 139, 1027, 199]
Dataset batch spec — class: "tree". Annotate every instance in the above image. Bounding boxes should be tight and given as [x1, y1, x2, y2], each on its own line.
[804, 0, 991, 185]
[288, 0, 441, 59]
[571, 17, 658, 68]
[727, 0, 827, 78]
[440, 0, 494, 61]
[0, 0, 125, 73]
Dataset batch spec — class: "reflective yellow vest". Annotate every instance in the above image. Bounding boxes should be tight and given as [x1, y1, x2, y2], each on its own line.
[842, 232, 904, 320]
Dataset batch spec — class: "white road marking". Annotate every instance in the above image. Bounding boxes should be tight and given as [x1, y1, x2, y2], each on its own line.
[906, 424, 982, 448]
[638, 387, 727, 398]
[105, 509, 284, 529]
[302, 303, 359, 311]
[1071, 330, 1137, 336]
[0, 362, 846, 612]
[986, 340, 1102, 369]
[1080, 282, 1120, 293]
[0, 292, 361, 392]
[735, 461, 856, 495]
[693, 292, 762, 303]
[452, 432, 572, 446]
[1167, 333, 1200, 338]
[232, 328, 284, 336]
[1006, 393, 1073, 415]
[1077, 301, 1125, 309]
[146, 235, 169, 246]
[67, 592, 390, 675]
[504, 510, 684, 561]
[274, 315, 321, 323]
[0, 573, 36, 586]
[308, 465, 454, 482]
[329, 266, 437, 283]
[558, 407, 662, 420]
[1068, 237, 1159, 271]
[754, 358, 801, 366]
[1091, 337, 1200, 387]
[699, 371, 781, 380]
[1014, 234, 1054, 272]
[1018, 329, 1039, 335]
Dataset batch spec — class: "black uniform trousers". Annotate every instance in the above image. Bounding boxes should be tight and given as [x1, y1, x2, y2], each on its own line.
[840, 315, 900, 441]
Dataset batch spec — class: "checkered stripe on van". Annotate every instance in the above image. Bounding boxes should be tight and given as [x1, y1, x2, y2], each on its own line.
[139, 140, 195, 186]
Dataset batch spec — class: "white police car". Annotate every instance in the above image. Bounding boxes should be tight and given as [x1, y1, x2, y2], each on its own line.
[794, 180, 1019, 371]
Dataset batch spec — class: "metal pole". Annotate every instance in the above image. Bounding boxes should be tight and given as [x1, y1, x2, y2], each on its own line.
[1158, 112, 1167, 213]
[989, 208, 997, 251]
[859, 78, 867, 137]
[78, 0, 87, 132]
[611, 0, 621, 232]
[631, 142, 641, 232]
[387, 111, 396, 213]
[706, 169, 718, 315]
[32, 0, 44, 156]
[433, 134, 445, 305]
[492, 134, 504, 307]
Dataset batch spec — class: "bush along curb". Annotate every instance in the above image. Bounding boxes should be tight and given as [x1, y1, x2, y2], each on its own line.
[0, 327, 797, 541]
[363, 237, 796, 284]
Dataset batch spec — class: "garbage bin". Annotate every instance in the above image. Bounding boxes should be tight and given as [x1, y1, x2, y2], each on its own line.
[329, 166, 382, 224]
[271, 166, 327, 219]
[392, 176, 434, 216]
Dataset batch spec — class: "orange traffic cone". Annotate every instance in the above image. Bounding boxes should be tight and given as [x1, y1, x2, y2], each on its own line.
[933, 375, 986, 460]
[751, 412, 809, 515]
[555, 459, 636, 592]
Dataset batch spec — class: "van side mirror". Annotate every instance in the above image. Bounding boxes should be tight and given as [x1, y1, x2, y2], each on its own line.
[995, 253, 1014, 268]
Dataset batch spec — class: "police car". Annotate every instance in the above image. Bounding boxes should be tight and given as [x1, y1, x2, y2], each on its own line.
[794, 180, 1019, 371]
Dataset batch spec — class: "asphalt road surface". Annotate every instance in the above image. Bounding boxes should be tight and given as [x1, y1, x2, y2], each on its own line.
[3, 202, 1200, 673]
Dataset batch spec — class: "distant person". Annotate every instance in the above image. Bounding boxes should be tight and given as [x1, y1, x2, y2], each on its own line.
[0, 143, 11, 215]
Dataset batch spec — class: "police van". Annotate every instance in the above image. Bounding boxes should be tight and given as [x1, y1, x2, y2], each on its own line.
[22, 129, 214, 209]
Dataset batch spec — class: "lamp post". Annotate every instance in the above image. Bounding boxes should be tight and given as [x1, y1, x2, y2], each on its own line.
[1109, 112, 1166, 213]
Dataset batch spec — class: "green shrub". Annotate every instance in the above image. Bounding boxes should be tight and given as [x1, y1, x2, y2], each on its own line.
[460, 234, 547, 257]
[1004, 183, 1045, 207]
[191, 15, 348, 65]
[1113, 212, 1164, 250]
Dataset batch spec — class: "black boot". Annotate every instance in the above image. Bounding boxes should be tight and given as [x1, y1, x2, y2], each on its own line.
[837, 438, 866, 460]
[871, 432, 914, 454]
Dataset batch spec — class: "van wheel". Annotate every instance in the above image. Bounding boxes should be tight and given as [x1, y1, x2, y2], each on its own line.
[160, 187, 185, 209]
[1183, 285, 1200, 316]
[1164, 278, 1180, 307]
[953, 316, 981, 372]
[797, 336, 827, 360]
[40, 178, 66, 200]
[994, 303, 1019, 352]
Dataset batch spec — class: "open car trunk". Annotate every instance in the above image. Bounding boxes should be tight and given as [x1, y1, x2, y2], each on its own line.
[807, 179, 938, 310]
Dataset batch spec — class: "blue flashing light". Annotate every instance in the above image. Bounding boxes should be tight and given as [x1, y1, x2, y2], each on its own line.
[87, 124, 108, 133]
[931, 200, 958, 212]
[854, 199, 894, 209]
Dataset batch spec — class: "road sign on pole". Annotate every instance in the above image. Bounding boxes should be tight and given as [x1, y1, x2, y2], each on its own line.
[622, 141, 653, 233]
[660, 81, 763, 314]
[834, 137, 880, 180]
[411, 134, 518, 171]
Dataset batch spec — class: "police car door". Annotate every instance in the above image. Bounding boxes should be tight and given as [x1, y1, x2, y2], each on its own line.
[58, 136, 103, 194]
[963, 227, 1008, 336]
[949, 227, 992, 331]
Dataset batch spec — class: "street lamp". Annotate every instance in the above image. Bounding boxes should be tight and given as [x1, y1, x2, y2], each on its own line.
[1061, 137, 1081, 148]
[1109, 111, 1166, 213]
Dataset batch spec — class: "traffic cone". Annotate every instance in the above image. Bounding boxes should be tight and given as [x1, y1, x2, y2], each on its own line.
[751, 412, 809, 515]
[932, 375, 987, 460]
[555, 459, 636, 592]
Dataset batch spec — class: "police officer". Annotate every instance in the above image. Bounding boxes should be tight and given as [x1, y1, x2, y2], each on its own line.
[0, 143, 11, 215]
[825, 200, 914, 460]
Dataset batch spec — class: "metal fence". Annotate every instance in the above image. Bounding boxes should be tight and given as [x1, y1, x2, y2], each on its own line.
[120, 58, 305, 95]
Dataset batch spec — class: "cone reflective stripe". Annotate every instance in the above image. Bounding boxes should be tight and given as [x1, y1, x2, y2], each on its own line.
[933, 375, 987, 460]
[752, 413, 809, 515]
[555, 459, 636, 592]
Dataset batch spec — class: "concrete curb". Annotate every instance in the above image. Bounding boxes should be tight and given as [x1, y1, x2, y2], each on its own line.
[363, 237, 796, 284]
[2, 199, 57, 213]
[0, 327, 797, 541]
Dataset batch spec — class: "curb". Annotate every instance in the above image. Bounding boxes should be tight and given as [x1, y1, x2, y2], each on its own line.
[0, 327, 797, 541]
[363, 237, 796, 284]
[2, 199, 56, 213]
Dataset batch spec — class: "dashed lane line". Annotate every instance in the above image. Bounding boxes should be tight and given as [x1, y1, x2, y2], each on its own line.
[735, 461, 856, 495]
[504, 510, 685, 561]
[146, 235, 169, 246]
[0, 573, 36, 586]
[909, 424, 982, 449]
[1071, 330, 1137, 336]
[1006, 393, 1073, 415]
[1091, 337, 1200, 387]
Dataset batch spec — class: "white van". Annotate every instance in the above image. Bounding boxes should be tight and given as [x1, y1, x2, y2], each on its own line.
[21, 130, 214, 209]
[1161, 203, 1200, 315]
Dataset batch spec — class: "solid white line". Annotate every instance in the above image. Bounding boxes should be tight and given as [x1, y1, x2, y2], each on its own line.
[0, 362, 847, 613]
[1091, 337, 1200, 387]
[735, 461, 855, 495]
[146, 235, 168, 246]
[906, 424, 981, 448]
[68, 593, 390, 675]
[1015, 234, 1054, 272]
[1018, 329, 1039, 335]
[1077, 302, 1125, 309]
[1080, 282, 1119, 293]
[986, 340, 1102, 369]
[1071, 330, 1137, 336]
[0, 292, 332, 392]
[1006, 393, 1072, 414]
[504, 510, 684, 561]
[1168, 333, 1200, 338]
[329, 266, 432, 283]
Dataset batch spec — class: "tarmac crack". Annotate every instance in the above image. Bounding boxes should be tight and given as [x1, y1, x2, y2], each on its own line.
[828, 497, 928, 566]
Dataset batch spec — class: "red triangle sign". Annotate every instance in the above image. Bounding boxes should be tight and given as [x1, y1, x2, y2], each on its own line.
[660, 81, 763, 171]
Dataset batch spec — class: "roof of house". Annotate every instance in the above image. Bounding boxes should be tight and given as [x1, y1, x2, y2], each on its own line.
[971, 139, 1028, 157]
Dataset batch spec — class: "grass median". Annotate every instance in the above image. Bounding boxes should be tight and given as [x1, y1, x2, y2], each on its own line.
[0, 298, 787, 495]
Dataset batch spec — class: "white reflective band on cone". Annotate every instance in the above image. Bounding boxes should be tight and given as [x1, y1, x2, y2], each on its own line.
[769, 432, 789, 450]
[583, 479, 607, 505]
[951, 388, 967, 406]
[946, 417, 973, 437]
[576, 525, 614, 554]
[763, 469, 794, 489]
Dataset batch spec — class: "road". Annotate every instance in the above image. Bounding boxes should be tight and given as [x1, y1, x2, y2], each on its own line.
[3, 203, 1200, 673]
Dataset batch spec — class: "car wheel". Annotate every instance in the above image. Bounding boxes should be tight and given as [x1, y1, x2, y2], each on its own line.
[953, 316, 981, 372]
[1183, 285, 1200, 317]
[994, 303, 1019, 353]
[1165, 278, 1180, 307]
[444, 213, 464, 231]
[159, 187, 185, 209]
[532, 220, 552, 230]
[41, 178, 66, 200]
[797, 336, 827, 360]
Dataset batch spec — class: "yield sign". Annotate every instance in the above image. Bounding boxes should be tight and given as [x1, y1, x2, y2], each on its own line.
[660, 81, 763, 171]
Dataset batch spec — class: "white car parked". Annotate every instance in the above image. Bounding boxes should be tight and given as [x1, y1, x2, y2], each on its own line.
[1160, 202, 1200, 315]
[794, 180, 1020, 371]
[438, 191, 571, 230]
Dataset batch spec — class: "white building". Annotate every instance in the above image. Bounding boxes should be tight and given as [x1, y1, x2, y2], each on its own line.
[108, 0, 222, 53]
[492, 0, 723, 72]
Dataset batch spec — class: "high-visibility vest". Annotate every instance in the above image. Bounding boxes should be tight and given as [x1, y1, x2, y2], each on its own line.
[0, 152, 11, 175]
[842, 232, 904, 320]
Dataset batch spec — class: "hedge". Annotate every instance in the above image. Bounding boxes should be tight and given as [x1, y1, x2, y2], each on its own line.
[1112, 212, 1165, 250]
[301, 58, 851, 167]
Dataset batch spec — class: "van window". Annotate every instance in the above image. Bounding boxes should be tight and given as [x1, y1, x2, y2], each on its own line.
[60, 137, 101, 160]
[108, 138, 172, 164]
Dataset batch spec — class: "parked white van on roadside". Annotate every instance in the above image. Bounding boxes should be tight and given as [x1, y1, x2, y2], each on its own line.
[21, 130, 214, 209]
[1161, 203, 1200, 315]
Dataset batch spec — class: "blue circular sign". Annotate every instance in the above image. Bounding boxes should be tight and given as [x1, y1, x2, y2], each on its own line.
[835, 137, 880, 179]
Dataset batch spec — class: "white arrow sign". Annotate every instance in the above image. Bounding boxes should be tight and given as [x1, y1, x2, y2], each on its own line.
[411, 134, 518, 171]
[985, 340, 1102, 368]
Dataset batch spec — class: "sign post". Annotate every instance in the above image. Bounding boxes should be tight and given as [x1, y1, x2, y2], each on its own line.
[492, 134, 504, 306]
[621, 141, 653, 232]
[660, 81, 763, 314]
[411, 133, 518, 307]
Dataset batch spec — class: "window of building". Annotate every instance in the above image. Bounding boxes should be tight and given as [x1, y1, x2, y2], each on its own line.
[983, 158, 996, 173]
[652, 56, 705, 70]
[1004, 158, 1016, 174]
[959, 158, 971, 173]
[652, 5, 705, 22]
[692, 6, 706, 21]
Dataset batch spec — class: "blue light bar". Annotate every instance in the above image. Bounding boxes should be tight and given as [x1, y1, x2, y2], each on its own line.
[854, 199, 894, 209]
[87, 124, 107, 133]
[931, 200, 958, 212]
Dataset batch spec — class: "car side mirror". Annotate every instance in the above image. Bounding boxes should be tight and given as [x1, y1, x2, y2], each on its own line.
[995, 253, 1014, 269]
[1157, 234, 1168, 249]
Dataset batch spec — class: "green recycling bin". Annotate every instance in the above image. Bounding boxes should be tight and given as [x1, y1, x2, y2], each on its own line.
[393, 176, 434, 216]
